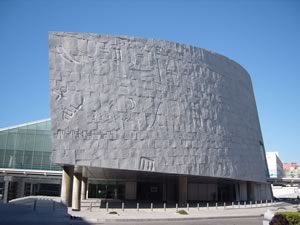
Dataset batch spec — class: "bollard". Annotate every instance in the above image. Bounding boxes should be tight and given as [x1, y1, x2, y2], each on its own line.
[238, 201, 240, 208]
[216, 202, 218, 210]
[266, 200, 268, 207]
[33, 199, 37, 211]
[232, 202, 234, 209]
[250, 201, 252, 208]
[207, 203, 209, 210]
[255, 201, 257, 207]
[244, 201, 246, 208]
[271, 200, 273, 206]
[187, 203, 189, 211]
[224, 202, 226, 210]
[164, 203, 166, 212]
[261, 200, 263, 207]
[122, 202, 124, 212]
[151, 203, 153, 212]
[176, 203, 178, 212]
[90, 202, 92, 212]
[137, 203, 139, 212]
[197, 203, 199, 211]
[106, 202, 109, 212]
[52, 201, 56, 212]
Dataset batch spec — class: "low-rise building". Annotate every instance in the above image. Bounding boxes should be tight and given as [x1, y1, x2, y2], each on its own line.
[283, 162, 300, 178]
[0, 119, 61, 202]
[266, 152, 284, 178]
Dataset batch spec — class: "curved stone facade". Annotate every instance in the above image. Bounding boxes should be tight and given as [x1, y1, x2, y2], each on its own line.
[49, 32, 268, 183]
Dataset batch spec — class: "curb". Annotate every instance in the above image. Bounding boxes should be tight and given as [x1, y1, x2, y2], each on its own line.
[81, 214, 264, 223]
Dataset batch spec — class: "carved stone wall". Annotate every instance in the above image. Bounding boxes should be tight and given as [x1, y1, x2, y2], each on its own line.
[49, 32, 268, 183]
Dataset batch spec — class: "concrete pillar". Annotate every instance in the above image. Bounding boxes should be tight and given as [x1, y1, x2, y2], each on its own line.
[17, 180, 25, 198]
[72, 172, 82, 211]
[30, 183, 33, 195]
[215, 184, 219, 201]
[248, 182, 258, 201]
[265, 184, 273, 200]
[178, 176, 187, 206]
[3, 181, 9, 203]
[86, 183, 89, 199]
[235, 183, 240, 201]
[163, 183, 167, 202]
[256, 183, 260, 201]
[240, 182, 247, 201]
[61, 166, 74, 207]
[81, 177, 88, 200]
[125, 182, 136, 200]
[114, 187, 118, 199]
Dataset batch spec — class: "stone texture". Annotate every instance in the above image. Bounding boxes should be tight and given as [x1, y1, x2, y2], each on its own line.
[49, 32, 268, 183]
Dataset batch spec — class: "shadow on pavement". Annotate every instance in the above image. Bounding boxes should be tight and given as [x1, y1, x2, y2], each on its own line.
[0, 197, 91, 225]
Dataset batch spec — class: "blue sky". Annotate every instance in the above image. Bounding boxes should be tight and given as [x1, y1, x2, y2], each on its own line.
[0, 0, 299, 164]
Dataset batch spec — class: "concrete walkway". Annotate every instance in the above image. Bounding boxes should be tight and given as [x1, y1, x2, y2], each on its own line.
[1, 196, 299, 224]
[71, 202, 298, 223]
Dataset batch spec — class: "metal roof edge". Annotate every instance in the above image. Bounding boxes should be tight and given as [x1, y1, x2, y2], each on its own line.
[0, 118, 51, 132]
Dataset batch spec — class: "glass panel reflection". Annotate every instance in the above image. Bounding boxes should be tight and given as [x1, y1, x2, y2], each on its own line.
[0, 120, 61, 171]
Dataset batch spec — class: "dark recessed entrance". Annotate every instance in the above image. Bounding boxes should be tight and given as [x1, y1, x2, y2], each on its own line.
[137, 182, 162, 202]
[217, 183, 236, 202]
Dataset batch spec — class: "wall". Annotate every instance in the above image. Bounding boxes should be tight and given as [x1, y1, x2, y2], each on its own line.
[50, 32, 268, 183]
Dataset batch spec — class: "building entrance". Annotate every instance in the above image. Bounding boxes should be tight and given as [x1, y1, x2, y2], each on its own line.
[88, 182, 125, 200]
[217, 183, 236, 202]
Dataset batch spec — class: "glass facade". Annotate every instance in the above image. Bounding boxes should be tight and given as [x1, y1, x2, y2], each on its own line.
[0, 119, 60, 171]
[88, 181, 125, 199]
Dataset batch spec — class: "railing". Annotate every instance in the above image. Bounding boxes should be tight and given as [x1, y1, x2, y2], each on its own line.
[0, 168, 62, 177]
[0, 163, 61, 171]
[80, 199, 278, 212]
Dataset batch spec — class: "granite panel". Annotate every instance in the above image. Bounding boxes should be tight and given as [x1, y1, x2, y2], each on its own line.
[49, 32, 268, 183]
